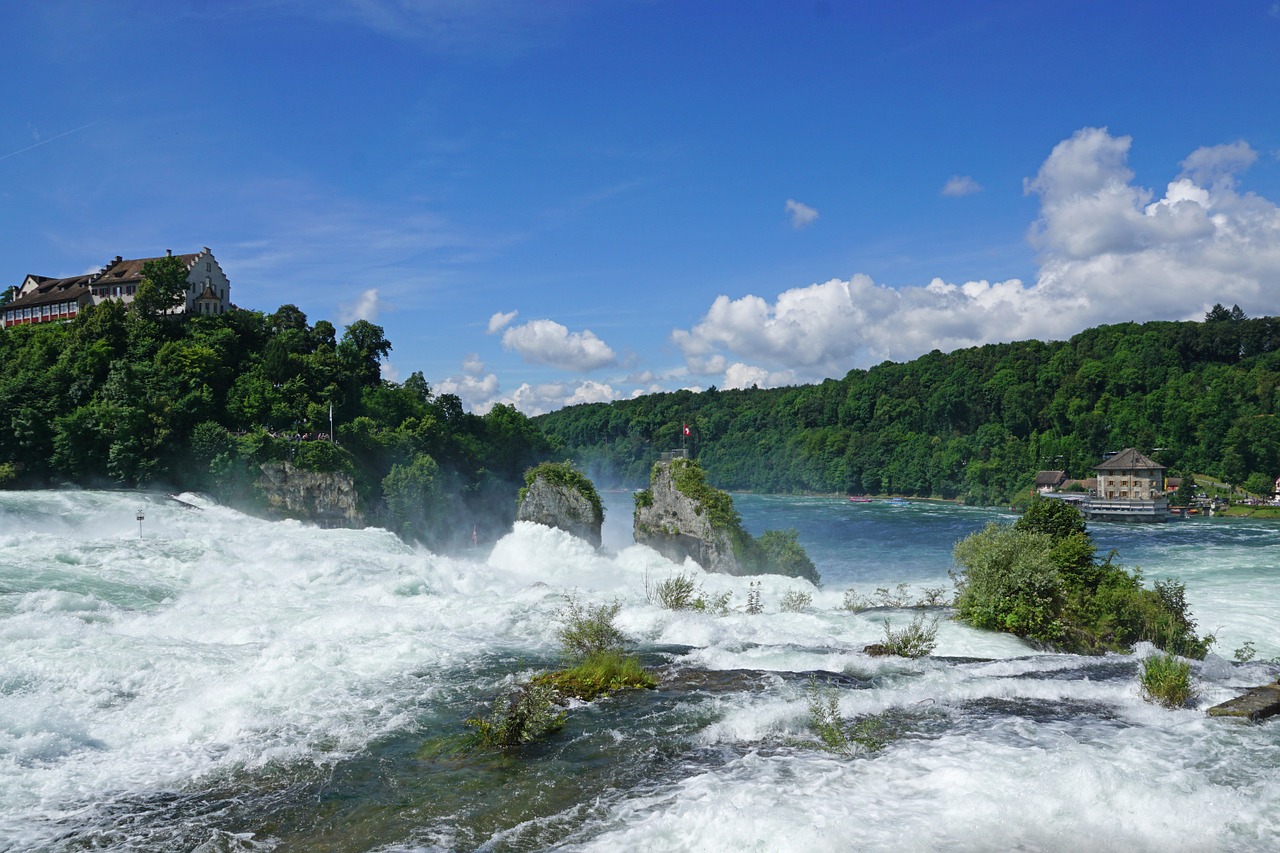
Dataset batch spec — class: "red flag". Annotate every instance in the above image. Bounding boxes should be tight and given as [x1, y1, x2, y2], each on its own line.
[683, 423, 691, 436]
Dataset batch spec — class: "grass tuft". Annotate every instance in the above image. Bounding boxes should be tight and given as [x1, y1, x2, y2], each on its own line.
[1139, 652, 1196, 708]
[532, 651, 658, 702]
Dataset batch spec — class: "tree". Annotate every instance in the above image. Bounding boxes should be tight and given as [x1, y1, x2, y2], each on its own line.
[1014, 497, 1088, 541]
[1243, 471, 1275, 498]
[1174, 475, 1198, 507]
[382, 453, 445, 545]
[337, 320, 391, 389]
[132, 255, 190, 317]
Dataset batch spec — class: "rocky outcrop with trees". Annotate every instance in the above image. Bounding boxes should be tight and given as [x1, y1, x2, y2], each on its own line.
[634, 457, 819, 582]
[516, 461, 604, 547]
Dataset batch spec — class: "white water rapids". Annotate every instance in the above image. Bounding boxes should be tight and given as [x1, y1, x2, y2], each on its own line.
[1, 490, 1278, 851]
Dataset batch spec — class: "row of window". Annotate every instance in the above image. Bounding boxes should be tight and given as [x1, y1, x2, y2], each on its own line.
[91, 285, 137, 298]
[1, 301, 81, 325]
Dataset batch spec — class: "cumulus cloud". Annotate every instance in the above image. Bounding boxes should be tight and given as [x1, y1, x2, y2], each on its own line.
[435, 371, 501, 412]
[461, 352, 485, 375]
[501, 318, 617, 371]
[1178, 141, 1257, 188]
[941, 175, 982, 197]
[487, 309, 518, 333]
[785, 199, 819, 229]
[337, 287, 386, 324]
[675, 127, 1280, 388]
[501, 379, 625, 416]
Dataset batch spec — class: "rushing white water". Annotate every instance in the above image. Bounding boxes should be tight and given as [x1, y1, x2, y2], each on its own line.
[1, 490, 1278, 851]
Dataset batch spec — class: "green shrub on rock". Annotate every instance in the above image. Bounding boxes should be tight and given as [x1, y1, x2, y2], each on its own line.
[952, 500, 1211, 657]
[466, 681, 566, 749]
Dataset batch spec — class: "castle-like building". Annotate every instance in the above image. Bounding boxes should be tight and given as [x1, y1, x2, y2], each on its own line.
[0, 248, 231, 328]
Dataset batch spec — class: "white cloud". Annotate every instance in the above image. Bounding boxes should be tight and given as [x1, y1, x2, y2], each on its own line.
[674, 127, 1280, 386]
[501, 318, 617, 371]
[502, 379, 624, 415]
[380, 360, 401, 382]
[1179, 141, 1257, 188]
[337, 287, 386, 325]
[723, 362, 795, 390]
[941, 175, 982, 197]
[435, 371, 501, 412]
[785, 198, 819, 229]
[487, 310, 518, 333]
[461, 352, 485, 375]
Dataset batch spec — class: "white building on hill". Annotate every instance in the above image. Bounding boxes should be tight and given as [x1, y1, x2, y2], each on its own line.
[1, 248, 232, 328]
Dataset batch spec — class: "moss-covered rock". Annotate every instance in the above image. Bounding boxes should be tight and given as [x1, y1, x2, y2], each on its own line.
[633, 458, 819, 582]
[517, 461, 604, 547]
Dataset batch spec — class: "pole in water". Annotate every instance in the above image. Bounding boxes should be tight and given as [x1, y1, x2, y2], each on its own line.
[136, 509, 145, 539]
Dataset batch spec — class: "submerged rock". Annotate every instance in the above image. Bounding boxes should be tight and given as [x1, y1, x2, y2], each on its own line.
[517, 462, 604, 547]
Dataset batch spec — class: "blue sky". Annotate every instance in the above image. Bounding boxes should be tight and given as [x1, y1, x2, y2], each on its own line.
[5, 1, 1280, 414]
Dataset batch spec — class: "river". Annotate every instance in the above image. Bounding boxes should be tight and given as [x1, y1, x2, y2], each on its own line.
[1, 489, 1278, 851]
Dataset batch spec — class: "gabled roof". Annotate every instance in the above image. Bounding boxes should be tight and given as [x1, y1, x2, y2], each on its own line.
[1096, 448, 1165, 471]
[1035, 470, 1066, 487]
[6, 274, 95, 309]
[94, 252, 200, 286]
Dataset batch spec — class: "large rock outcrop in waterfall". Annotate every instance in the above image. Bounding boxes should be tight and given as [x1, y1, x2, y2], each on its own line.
[256, 460, 363, 528]
[633, 457, 741, 574]
[633, 457, 819, 583]
[516, 461, 604, 548]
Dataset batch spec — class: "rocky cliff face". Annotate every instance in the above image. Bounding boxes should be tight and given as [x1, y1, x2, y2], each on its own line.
[256, 461, 362, 528]
[517, 472, 603, 547]
[633, 460, 741, 574]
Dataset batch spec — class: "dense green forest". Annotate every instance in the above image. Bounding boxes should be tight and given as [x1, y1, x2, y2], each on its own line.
[0, 296, 550, 549]
[537, 306, 1280, 504]
[6, 291, 1280, 539]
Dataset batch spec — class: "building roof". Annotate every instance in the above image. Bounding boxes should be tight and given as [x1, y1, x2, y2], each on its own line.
[93, 252, 200, 286]
[1035, 470, 1066, 487]
[5, 274, 94, 309]
[7, 249, 207, 310]
[1096, 448, 1165, 472]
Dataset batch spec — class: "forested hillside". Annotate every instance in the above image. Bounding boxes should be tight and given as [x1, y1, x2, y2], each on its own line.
[0, 300, 550, 548]
[536, 307, 1280, 504]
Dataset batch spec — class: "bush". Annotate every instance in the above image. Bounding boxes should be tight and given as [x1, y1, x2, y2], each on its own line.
[756, 529, 820, 583]
[556, 595, 627, 659]
[780, 589, 813, 612]
[806, 677, 886, 756]
[878, 614, 939, 658]
[466, 681, 566, 749]
[952, 517, 1212, 657]
[645, 571, 732, 614]
[952, 523, 1063, 642]
[1139, 653, 1196, 708]
[292, 438, 354, 473]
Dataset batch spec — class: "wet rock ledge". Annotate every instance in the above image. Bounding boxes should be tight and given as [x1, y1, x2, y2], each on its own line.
[1207, 683, 1280, 721]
